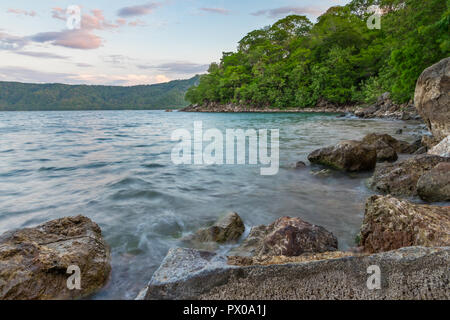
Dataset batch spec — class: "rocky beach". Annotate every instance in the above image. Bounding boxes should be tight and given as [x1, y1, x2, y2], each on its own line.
[0, 58, 448, 300]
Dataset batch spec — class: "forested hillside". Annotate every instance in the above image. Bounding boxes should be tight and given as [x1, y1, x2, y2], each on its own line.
[186, 0, 449, 109]
[0, 76, 200, 111]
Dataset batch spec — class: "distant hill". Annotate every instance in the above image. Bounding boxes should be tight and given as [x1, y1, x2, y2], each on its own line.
[0, 75, 200, 111]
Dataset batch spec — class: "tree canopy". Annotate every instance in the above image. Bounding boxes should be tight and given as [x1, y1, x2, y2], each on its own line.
[0, 76, 200, 111]
[186, 0, 449, 108]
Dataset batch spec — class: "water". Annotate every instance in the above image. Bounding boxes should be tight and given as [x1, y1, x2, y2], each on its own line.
[0, 110, 421, 299]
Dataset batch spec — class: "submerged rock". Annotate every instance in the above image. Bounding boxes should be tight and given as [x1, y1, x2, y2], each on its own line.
[182, 212, 245, 246]
[140, 246, 450, 300]
[0, 216, 111, 300]
[229, 216, 337, 257]
[415, 57, 450, 141]
[360, 195, 450, 254]
[308, 140, 377, 172]
[370, 154, 450, 196]
[428, 136, 450, 157]
[417, 163, 450, 202]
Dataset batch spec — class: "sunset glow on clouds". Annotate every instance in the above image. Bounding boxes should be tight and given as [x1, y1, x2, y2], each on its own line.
[0, 0, 349, 86]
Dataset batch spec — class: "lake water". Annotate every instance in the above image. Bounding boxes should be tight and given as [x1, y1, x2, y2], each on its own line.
[0, 110, 421, 299]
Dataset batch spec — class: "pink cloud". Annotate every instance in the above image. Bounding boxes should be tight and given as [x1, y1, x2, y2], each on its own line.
[7, 8, 37, 17]
[31, 30, 102, 50]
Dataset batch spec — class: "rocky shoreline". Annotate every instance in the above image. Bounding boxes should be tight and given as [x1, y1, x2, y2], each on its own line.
[180, 93, 421, 121]
[140, 57, 449, 300]
[0, 58, 448, 300]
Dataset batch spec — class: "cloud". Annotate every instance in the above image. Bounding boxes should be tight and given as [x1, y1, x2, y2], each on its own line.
[76, 63, 93, 68]
[14, 51, 69, 60]
[52, 8, 122, 30]
[251, 6, 325, 18]
[0, 66, 171, 86]
[7, 8, 37, 17]
[199, 8, 231, 15]
[0, 66, 75, 84]
[70, 73, 170, 86]
[138, 62, 209, 74]
[0, 32, 29, 50]
[31, 29, 102, 50]
[118, 2, 162, 17]
[128, 19, 147, 27]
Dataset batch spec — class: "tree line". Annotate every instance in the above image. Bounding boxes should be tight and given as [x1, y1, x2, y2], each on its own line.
[186, 0, 449, 109]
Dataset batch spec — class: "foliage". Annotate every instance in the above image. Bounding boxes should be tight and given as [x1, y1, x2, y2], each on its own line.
[186, 0, 449, 107]
[0, 76, 200, 111]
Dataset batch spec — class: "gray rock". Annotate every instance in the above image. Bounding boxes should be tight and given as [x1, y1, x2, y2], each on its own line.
[360, 195, 450, 253]
[229, 217, 338, 257]
[308, 140, 377, 172]
[370, 154, 450, 196]
[415, 57, 450, 141]
[182, 212, 245, 245]
[0, 216, 111, 300]
[417, 162, 450, 202]
[141, 246, 450, 300]
[428, 136, 450, 157]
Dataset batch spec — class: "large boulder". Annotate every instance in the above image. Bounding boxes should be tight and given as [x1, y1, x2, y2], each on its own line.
[0, 216, 111, 300]
[414, 57, 450, 141]
[417, 163, 450, 202]
[229, 217, 337, 257]
[362, 133, 418, 155]
[308, 140, 377, 172]
[428, 136, 450, 157]
[360, 195, 450, 254]
[370, 154, 450, 196]
[140, 246, 450, 300]
[182, 212, 245, 245]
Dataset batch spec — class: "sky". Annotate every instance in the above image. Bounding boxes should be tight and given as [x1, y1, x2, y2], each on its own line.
[0, 0, 350, 86]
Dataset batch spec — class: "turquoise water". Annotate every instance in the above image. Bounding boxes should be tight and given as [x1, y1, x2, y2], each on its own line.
[0, 110, 420, 299]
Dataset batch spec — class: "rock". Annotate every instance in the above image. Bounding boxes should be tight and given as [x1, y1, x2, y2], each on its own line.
[183, 212, 245, 245]
[308, 140, 377, 172]
[295, 161, 307, 168]
[414, 146, 428, 155]
[395, 129, 403, 134]
[228, 217, 338, 257]
[428, 136, 450, 157]
[361, 134, 398, 162]
[414, 57, 450, 141]
[310, 168, 332, 177]
[362, 133, 416, 154]
[370, 154, 450, 196]
[140, 246, 450, 300]
[360, 195, 450, 254]
[422, 135, 440, 150]
[0, 216, 111, 300]
[417, 163, 450, 202]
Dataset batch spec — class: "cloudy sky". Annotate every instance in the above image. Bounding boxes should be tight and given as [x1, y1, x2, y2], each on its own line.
[0, 0, 349, 86]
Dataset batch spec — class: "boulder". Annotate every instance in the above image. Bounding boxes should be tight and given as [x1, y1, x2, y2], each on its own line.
[229, 217, 337, 257]
[183, 212, 245, 245]
[140, 246, 450, 300]
[308, 140, 377, 172]
[417, 163, 450, 202]
[428, 136, 450, 157]
[370, 154, 450, 196]
[295, 161, 307, 168]
[360, 195, 450, 254]
[362, 133, 417, 155]
[414, 57, 450, 141]
[422, 135, 440, 150]
[0, 216, 111, 300]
